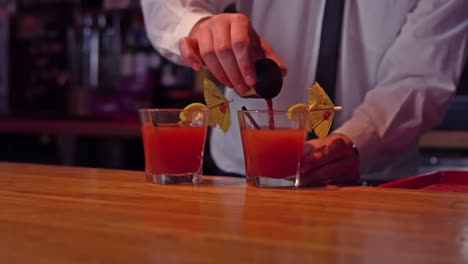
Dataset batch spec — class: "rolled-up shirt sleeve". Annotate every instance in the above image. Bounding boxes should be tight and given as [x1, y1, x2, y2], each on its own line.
[335, 0, 468, 173]
[141, 0, 232, 64]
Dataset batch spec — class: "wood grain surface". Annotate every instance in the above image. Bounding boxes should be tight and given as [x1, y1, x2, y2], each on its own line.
[419, 130, 468, 149]
[1, 162, 468, 264]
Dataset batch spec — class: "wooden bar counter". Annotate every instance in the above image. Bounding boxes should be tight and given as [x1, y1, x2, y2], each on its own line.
[1, 162, 468, 263]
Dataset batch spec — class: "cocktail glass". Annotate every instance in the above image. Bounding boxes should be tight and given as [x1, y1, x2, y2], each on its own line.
[238, 110, 308, 187]
[139, 108, 209, 184]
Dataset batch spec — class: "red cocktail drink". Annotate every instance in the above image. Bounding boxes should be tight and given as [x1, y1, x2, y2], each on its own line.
[139, 109, 209, 184]
[238, 110, 308, 187]
[142, 125, 207, 175]
[241, 127, 306, 178]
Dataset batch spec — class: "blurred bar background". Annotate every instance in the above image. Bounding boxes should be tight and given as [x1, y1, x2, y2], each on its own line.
[0, 0, 212, 172]
[0, 0, 467, 176]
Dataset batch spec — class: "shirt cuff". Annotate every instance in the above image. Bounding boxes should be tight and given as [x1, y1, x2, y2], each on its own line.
[333, 114, 381, 172]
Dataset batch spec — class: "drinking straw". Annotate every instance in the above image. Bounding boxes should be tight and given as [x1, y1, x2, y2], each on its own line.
[241, 106, 261, 130]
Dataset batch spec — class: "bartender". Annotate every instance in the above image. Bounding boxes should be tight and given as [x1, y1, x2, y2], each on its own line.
[141, 0, 468, 185]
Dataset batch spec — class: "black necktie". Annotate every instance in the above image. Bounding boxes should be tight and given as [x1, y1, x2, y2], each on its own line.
[308, 0, 345, 140]
[315, 0, 345, 102]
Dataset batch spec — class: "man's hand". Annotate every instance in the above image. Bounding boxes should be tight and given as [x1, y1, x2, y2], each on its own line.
[178, 14, 287, 94]
[300, 134, 360, 186]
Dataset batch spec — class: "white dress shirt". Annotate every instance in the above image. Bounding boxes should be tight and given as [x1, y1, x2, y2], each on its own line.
[142, 0, 468, 181]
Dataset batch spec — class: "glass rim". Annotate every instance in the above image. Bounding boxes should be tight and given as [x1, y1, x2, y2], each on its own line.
[237, 109, 303, 114]
[237, 109, 330, 114]
[138, 108, 209, 113]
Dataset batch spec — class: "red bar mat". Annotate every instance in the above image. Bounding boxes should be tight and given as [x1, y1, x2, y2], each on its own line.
[379, 171, 468, 193]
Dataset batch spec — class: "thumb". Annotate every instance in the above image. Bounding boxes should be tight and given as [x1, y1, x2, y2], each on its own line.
[302, 142, 313, 155]
[260, 40, 287, 77]
[302, 139, 322, 155]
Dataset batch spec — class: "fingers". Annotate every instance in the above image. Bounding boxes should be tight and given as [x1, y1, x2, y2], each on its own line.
[212, 19, 250, 93]
[197, 28, 235, 88]
[179, 37, 203, 71]
[231, 18, 256, 87]
[178, 14, 284, 92]
[300, 155, 360, 187]
[300, 134, 359, 186]
[301, 135, 354, 172]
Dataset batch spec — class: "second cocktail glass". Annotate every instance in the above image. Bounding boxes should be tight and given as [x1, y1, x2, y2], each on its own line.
[238, 110, 308, 187]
